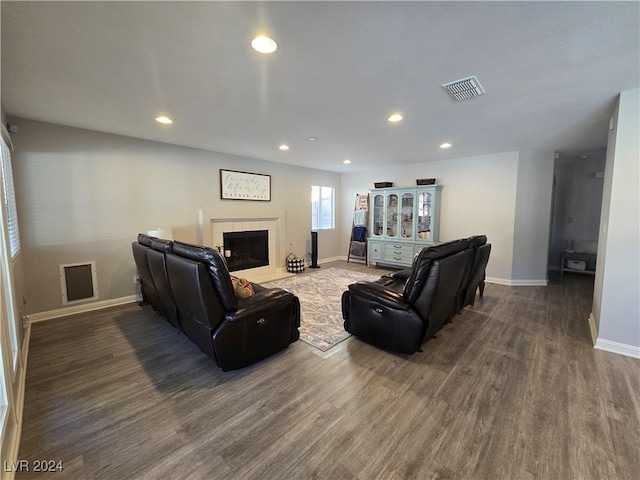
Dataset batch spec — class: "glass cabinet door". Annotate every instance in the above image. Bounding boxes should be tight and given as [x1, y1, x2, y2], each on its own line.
[386, 193, 398, 238]
[372, 193, 384, 237]
[401, 192, 414, 238]
[417, 191, 432, 240]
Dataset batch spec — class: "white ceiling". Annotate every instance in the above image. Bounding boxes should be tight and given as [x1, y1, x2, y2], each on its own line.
[2, 1, 639, 172]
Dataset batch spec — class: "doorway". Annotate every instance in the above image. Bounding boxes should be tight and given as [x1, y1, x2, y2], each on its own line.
[548, 149, 606, 275]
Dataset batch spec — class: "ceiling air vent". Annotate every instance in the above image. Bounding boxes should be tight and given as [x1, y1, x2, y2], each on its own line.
[442, 75, 485, 101]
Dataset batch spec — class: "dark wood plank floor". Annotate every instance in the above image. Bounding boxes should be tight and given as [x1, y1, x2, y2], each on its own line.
[17, 261, 640, 479]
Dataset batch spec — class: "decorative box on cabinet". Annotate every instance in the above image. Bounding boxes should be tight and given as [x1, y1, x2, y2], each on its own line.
[367, 185, 441, 267]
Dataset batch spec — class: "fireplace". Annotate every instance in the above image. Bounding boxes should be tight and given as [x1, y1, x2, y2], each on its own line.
[223, 230, 269, 272]
[198, 208, 285, 279]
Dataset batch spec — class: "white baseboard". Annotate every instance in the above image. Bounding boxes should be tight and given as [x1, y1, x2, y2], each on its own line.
[319, 256, 346, 264]
[28, 259, 346, 323]
[27, 295, 138, 323]
[587, 312, 639, 359]
[595, 338, 640, 359]
[485, 276, 548, 286]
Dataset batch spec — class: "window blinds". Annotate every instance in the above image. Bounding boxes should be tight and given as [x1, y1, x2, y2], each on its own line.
[0, 130, 20, 258]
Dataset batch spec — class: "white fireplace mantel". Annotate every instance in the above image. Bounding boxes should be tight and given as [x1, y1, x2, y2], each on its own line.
[197, 208, 287, 278]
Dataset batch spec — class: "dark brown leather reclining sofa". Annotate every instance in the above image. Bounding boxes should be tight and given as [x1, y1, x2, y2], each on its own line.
[132, 234, 300, 371]
[342, 235, 491, 354]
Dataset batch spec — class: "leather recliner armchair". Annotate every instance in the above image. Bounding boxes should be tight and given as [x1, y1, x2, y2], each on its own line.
[147, 238, 181, 330]
[342, 238, 473, 354]
[458, 235, 491, 310]
[132, 233, 161, 311]
[166, 241, 301, 371]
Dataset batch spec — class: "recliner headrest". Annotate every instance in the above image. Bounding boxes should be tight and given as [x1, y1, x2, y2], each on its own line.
[404, 238, 470, 303]
[467, 235, 487, 248]
[172, 241, 223, 264]
[419, 238, 470, 261]
[137, 233, 155, 247]
[172, 241, 237, 311]
[150, 238, 173, 253]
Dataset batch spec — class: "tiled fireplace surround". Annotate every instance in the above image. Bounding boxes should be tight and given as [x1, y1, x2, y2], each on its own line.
[197, 208, 287, 281]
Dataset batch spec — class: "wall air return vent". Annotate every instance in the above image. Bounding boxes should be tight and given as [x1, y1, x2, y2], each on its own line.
[442, 75, 485, 101]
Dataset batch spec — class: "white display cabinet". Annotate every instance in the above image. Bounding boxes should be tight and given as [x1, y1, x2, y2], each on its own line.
[368, 185, 441, 267]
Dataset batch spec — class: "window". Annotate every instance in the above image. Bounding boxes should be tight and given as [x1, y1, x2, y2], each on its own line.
[0, 132, 18, 436]
[0, 134, 19, 372]
[0, 135, 20, 258]
[311, 186, 335, 230]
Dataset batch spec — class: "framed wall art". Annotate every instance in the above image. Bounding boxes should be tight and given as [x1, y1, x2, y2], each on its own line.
[220, 169, 271, 201]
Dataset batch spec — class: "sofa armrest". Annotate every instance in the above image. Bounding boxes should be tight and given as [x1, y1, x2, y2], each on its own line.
[226, 288, 296, 322]
[212, 288, 300, 371]
[391, 269, 413, 280]
[347, 281, 411, 311]
[214, 288, 299, 371]
[343, 281, 423, 354]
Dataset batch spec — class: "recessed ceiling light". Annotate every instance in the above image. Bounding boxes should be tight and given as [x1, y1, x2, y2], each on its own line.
[278, 144, 289, 151]
[251, 35, 277, 54]
[155, 116, 173, 124]
[388, 114, 403, 122]
[440, 142, 452, 149]
[307, 137, 317, 141]
[343, 159, 351, 164]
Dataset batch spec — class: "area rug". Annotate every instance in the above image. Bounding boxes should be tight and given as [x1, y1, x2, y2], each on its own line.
[266, 267, 383, 351]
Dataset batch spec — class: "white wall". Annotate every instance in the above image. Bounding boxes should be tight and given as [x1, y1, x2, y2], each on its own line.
[341, 150, 555, 285]
[511, 150, 555, 284]
[592, 88, 640, 355]
[341, 151, 523, 283]
[9, 115, 600, 314]
[10, 118, 342, 315]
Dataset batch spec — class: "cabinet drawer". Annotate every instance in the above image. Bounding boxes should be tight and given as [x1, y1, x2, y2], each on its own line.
[382, 243, 414, 263]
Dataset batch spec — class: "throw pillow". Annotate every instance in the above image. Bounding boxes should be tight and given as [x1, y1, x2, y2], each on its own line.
[231, 276, 255, 299]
